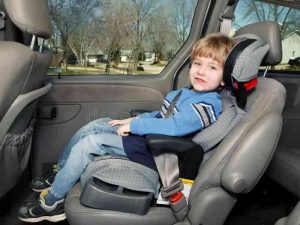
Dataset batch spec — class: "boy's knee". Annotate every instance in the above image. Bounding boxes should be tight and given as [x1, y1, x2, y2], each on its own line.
[71, 135, 95, 153]
[80, 134, 106, 148]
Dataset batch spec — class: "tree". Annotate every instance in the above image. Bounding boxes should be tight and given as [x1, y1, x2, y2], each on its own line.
[236, 0, 299, 37]
[146, 7, 174, 64]
[48, 0, 100, 71]
[169, 0, 196, 47]
[68, 15, 101, 68]
[127, 0, 159, 68]
[93, 0, 132, 68]
[48, 0, 198, 74]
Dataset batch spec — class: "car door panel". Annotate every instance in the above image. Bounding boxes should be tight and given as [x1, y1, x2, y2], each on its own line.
[37, 104, 81, 125]
[271, 76, 300, 144]
[267, 74, 300, 186]
[32, 78, 166, 177]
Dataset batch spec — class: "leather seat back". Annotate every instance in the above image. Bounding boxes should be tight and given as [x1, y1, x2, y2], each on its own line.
[0, 0, 52, 198]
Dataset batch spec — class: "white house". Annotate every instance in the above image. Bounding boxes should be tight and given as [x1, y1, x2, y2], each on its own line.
[144, 51, 155, 62]
[282, 31, 300, 63]
[87, 49, 107, 65]
[120, 49, 133, 62]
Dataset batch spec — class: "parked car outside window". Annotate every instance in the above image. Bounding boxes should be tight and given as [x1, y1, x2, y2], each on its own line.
[288, 56, 300, 66]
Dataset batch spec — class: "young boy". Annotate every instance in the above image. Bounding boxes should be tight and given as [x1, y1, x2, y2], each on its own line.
[19, 33, 234, 222]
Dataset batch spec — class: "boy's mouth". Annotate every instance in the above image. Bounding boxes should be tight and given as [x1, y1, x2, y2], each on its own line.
[195, 77, 206, 83]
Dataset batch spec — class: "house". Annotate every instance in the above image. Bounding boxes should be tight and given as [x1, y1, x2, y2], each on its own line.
[120, 49, 155, 62]
[120, 49, 132, 62]
[87, 49, 107, 65]
[282, 30, 300, 63]
[144, 51, 155, 62]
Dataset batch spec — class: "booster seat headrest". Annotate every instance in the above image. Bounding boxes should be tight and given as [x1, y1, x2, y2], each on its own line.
[223, 33, 270, 108]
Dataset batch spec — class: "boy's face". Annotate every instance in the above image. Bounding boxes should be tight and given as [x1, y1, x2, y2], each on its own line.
[189, 56, 224, 92]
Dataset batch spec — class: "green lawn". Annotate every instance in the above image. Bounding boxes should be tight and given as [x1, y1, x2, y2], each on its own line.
[48, 63, 299, 76]
[48, 63, 164, 76]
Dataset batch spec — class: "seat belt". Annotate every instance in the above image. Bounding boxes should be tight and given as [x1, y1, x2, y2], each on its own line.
[152, 90, 189, 221]
[219, 5, 234, 35]
[165, 90, 182, 118]
[156, 90, 183, 198]
[0, 10, 5, 41]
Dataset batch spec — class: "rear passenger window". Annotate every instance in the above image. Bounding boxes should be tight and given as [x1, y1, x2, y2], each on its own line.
[233, 0, 300, 72]
[47, 0, 198, 76]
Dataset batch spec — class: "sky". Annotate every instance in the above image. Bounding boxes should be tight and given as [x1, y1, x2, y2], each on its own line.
[233, 0, 299, 31]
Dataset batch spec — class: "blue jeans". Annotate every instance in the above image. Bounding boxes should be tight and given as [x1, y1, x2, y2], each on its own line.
[57, 118, 118, 169]
[50, 118, 127, 199]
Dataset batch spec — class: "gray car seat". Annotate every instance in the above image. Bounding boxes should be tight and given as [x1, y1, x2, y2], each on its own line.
[0, 0, 52, 198]
[65, 21, 286, 225]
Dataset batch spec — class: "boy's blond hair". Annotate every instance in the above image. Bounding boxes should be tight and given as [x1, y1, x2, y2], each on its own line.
[190, 33, 234, 66]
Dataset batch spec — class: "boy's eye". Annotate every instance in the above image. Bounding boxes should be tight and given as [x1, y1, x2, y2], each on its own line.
[210, 66, 217, 70]
[193, 61, 201, 66]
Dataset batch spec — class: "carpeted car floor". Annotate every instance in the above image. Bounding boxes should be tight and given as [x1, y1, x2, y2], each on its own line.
[0, 168, 69, 225]
[225, 176, 298, 225]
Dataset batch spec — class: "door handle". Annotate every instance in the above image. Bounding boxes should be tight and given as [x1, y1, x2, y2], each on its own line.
[37, 106, 57, 119]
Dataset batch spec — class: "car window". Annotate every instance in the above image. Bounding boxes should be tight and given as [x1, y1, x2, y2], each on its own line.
[47, 0, 198, 76]
[233, 0, 300, 72]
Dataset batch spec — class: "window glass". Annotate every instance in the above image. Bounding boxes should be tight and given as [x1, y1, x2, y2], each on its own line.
[47, 0, 198, 76]
[233, 0, 300, 72]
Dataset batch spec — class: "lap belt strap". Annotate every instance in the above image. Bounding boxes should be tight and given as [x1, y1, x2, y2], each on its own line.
[153, 90, 188, 221]
[154, 152, 188, 221]
[154, 152, 183, 198]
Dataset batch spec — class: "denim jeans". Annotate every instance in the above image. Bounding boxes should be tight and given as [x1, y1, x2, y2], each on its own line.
[57, 117, 119, 169]
[50, 118, 127, 199]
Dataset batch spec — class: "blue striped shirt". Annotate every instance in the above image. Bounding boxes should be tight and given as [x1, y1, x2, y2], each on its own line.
[122, 87, 222, 170]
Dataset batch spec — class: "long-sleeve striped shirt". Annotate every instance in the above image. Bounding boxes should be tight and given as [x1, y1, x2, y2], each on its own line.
[122, 86, 222, 170]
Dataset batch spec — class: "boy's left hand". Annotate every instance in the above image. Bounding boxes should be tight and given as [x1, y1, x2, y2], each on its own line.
[109, 118, 134, 127]
[117, 124, 130, 136]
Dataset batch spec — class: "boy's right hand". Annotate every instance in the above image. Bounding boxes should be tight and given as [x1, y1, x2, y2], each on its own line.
[108, 118, 133, 127]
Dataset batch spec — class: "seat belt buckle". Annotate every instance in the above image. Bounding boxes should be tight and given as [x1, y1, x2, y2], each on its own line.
[169, 192, 188, 221]
[161, 180, 184, 198]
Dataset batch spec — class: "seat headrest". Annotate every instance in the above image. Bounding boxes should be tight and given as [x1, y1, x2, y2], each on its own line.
[3, 0, 52, 39]
[222, 21, 282, 109]
[223, 33, 270, 108]
[234, 21, 282, 66]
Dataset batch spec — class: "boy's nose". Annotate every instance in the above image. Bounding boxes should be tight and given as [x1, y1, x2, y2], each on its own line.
[196, 65, 206, 75]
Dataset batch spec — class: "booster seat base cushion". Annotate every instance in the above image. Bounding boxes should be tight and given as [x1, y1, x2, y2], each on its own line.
[80, 177, 153, 215]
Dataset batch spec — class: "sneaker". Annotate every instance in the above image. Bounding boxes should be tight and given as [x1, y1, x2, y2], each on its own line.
[18, 190, 66, 223]
[31, 165, 59, 192]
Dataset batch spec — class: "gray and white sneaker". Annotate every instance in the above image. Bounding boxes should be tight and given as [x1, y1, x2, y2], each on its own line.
[18, 190, 65, 223]
[31, 165, 59, 192]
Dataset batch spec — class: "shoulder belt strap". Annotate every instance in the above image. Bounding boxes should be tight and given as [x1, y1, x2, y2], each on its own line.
[165, 90, 182, 118]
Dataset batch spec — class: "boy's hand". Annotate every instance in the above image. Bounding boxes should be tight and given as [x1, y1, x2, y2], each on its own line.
[109, 118, 133, 127]
[117, 124, 130, 136]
